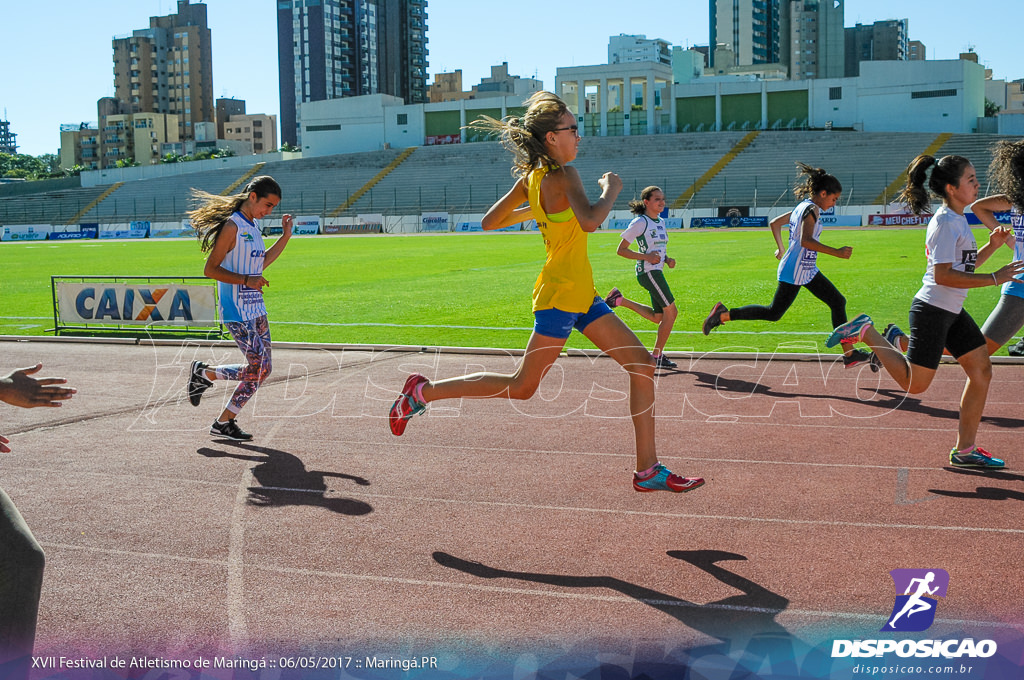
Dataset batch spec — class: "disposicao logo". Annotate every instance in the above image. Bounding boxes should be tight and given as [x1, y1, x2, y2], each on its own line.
[882, 568, 948, 632]
[831, 568, 998, 659]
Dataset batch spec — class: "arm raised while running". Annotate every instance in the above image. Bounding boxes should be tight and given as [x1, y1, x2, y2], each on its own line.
[971, 194, 1013, 231]
[933, 257, 1024, 288]
[263, 214, 294, 268]
[204, 222, 267, 291]
[547, 166, 621, 232]
[481, 179, 530, 230]
[769, 211, 791, 259]
[797, 210, 852, 259]
[204, 221, 242, 284]
[971, 194, 1016, 250]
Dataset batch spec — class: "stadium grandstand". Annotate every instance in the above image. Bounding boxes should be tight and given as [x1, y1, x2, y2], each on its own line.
[0, 131, 1015, 229]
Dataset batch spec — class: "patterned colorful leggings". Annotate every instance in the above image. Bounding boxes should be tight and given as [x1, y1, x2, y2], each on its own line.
[214, 315, 272, 414]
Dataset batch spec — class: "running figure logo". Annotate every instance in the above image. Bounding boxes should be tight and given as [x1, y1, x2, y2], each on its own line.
[881, 568, 950, 632]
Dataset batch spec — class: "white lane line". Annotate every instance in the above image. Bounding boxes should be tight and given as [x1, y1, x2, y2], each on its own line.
[226, 466, 253, 651]
[300, 439, 976, 473]
[35, 542, 1012, 630]
[320, 490, 1024, 536]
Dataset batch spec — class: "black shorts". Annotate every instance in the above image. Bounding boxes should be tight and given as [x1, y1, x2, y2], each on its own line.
[637, 269, 675, 314]
[906, 298, 986, 370]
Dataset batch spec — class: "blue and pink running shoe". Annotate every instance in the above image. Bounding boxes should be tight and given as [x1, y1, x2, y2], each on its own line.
[949, 446, 1005, 469]
[389, 373, 428, 436]
[826, 313, 872, 348]
[633, 463, 705, 493]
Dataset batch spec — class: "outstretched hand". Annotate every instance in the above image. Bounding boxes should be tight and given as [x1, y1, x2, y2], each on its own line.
[0, 363, 76, 409]
[1, 363, 75, 453]
[994, 260, 1024, 285]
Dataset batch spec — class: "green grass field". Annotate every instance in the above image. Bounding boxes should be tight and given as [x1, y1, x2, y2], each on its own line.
[0, 228, 1014, 354]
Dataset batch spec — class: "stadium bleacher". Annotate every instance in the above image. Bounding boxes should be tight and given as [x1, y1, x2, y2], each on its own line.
[1, 131, 1018, 228]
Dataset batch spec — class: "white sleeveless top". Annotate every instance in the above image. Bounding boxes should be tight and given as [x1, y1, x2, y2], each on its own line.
[777, 199, 821, 286]
[217, 212, 267, 322]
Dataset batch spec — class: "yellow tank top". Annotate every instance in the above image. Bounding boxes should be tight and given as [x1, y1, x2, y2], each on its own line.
[526, 166, 597, 313]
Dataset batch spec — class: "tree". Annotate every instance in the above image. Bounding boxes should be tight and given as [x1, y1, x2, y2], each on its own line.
[985, 98, 1001, 118]
[279, 142, 299, 152]
[38, 153, 61, 175]
[0, 152, 46, 179]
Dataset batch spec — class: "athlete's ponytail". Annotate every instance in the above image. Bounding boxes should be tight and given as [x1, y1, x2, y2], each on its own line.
[464, 91, 569, 179]
[793, 162, 841, 199]
[897, 155, 972, 215]
[188, 175, 282, 252]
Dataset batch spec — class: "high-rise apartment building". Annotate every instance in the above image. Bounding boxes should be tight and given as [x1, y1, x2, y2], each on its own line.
[223, 114, 279, 155]
[908, 40, 926, 62]
[781, 0, 844, 80]
[277, 0, 428, 147]
[709, 0, 844, 80]
[111, 0, 214, 141]
[844, 19, 909, 77]
[609, 34, 672, 66]
[709, 0, 782, 68]
[216, 98, 247, 139]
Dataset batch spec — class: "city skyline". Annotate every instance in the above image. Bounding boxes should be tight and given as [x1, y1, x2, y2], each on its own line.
[1, 0, 1021, 157]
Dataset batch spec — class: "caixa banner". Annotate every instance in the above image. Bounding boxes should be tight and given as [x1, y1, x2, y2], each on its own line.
[54, 279, 218, 329]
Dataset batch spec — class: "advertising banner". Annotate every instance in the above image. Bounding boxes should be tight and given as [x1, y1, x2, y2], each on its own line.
[819, 207, 862, 227]
[357, 213, 384, 233]
[293, 215, 321, 235]
[2, 224, 51, 241]
[425, 134, 460, 146]
[867, 213, 932, 226]
[456, 221, 519, 232]
[99, 221, 150, 239]
[149, 220, 194, 238]
[689, 216, 769, 228]
[48, 223, 99, 240]
[966, 211, 1011, 226]
[56, 282, 218, 327]
[421, 212, 450, 233]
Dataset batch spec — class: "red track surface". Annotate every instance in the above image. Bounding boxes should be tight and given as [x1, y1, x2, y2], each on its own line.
[3, 339, 1023, 677]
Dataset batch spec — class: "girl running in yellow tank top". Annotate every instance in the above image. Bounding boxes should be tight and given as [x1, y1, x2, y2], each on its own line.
[388, 91, 703, 493]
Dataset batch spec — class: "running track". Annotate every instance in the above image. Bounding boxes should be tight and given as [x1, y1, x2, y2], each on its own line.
[2, 338, 1023, 679]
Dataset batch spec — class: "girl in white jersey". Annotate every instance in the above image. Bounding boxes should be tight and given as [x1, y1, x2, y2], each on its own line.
[970, 140, 1024, 355]
[702, 163, 871, 368]
[605, 186, 679, 370]
[827, 155, 1022, 469]
[184, 176, 294, 441]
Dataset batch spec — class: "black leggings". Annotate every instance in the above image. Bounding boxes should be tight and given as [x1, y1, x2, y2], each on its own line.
[729, 272, 847, 328]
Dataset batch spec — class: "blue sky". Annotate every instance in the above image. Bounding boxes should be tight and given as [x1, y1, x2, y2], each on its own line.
[1, 0, 1020, 156]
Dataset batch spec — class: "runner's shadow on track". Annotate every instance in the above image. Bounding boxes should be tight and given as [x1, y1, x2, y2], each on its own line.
[872, 389, 1024, 429]
[198, 442, 372, 515]
[928, 467, 1024, 502]
[684, 372, 1024, 427]
[433, 549, 818, 674]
